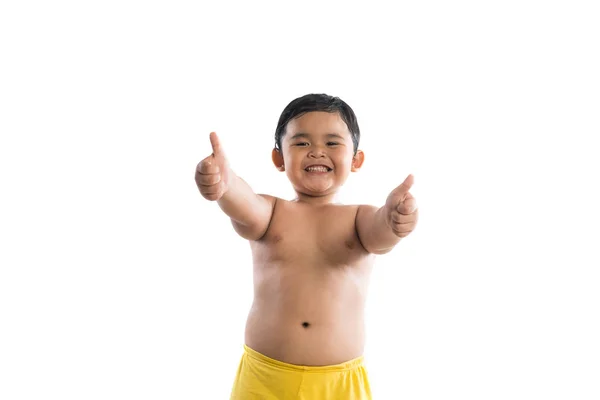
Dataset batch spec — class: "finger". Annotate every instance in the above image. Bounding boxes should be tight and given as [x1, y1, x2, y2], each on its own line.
[396, 197, 418, 215]
[202, 193, 219, 201]
[195, 173, 222, 186]
[197, 159, 220, 174]
[209, 131, 224, 158]
[390, 174, 414, 198]
[391, 225, 412, 238]
[198, 181, 224, 196]
[391, 211, 416, 224]
[201, 190, 222, 201]
[391, 214, 415, 227]
[391, 214, 415, 228]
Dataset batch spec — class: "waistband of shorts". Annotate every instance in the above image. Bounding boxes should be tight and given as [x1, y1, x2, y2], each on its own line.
[243, 344, 364, 373]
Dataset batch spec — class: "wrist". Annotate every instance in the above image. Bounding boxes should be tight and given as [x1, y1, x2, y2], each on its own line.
[380, 204, 394, 230]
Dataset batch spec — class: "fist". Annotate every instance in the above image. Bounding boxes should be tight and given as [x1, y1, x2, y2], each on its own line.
[384, 174, 419, 238]
[195, 132, 232, 201]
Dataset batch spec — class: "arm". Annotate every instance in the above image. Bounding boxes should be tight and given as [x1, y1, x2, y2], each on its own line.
[355, 174, 419, 255]
[217, 174, 275, 241]
[196, 132, 275, 241]
[356, 205, 401, 254]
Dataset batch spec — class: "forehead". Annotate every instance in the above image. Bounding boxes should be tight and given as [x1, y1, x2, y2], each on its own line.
[285, 111, 350, 139]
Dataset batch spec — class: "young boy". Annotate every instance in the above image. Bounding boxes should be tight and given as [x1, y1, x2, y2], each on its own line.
[195, 94, 419, 399]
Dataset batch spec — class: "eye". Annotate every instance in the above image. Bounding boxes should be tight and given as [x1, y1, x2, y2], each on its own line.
[327, 142, 339, 146]
[295, 142, 309, 147]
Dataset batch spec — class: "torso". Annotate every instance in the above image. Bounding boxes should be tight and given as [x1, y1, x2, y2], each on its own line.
[244, 197, 375, 366]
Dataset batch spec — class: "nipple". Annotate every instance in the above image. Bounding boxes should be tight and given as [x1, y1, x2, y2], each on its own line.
[302, 322, 310, 328]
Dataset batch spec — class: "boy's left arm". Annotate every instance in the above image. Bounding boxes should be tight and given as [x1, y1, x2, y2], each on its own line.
[356, 174, 419, 254]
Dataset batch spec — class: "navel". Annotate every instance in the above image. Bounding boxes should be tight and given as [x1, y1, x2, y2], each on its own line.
[302, 321, 310, 328]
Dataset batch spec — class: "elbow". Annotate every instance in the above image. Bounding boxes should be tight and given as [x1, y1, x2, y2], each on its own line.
[231, 219, 268, 241]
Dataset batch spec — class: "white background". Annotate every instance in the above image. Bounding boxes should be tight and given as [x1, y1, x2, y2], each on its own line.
[1, 1, 599, 399]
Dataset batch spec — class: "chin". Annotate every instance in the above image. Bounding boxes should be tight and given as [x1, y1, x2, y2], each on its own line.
[303, 186, 338, 196]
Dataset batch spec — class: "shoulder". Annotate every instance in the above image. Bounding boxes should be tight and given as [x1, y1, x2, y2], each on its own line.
[354, 204, 379, 232]
[322, 203, 373, 218]
[356, 204, 379, 216]
[356, 203, 378, 211]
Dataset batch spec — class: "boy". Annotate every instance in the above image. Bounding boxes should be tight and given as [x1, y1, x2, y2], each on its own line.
[195, 94, 419, 399]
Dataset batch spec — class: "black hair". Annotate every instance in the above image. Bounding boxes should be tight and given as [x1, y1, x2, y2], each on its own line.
[274, 93, 360, 154]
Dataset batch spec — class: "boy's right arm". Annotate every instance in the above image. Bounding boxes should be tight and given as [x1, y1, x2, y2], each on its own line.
[217, 176, 275, 240]
[195, 132, 275, 241]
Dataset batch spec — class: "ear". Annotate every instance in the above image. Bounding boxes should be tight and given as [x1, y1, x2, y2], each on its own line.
[351, 150, 365, 172]
[272, 148, 285, 171]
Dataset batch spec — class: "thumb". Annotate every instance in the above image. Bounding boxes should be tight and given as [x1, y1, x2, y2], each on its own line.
[209, 131, 225, 159]
[391, 174, 414, 198]
[397, 194, 417, 214]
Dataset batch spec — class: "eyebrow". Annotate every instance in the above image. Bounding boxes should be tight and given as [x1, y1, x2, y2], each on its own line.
[289, 132, 345, 140]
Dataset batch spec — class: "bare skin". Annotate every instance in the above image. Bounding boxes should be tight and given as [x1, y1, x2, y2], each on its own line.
[245, 198, 374, 365]
[195, 111, 419, 366]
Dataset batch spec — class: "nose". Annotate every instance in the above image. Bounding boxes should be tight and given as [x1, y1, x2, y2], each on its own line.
[308, 145, 326, 158]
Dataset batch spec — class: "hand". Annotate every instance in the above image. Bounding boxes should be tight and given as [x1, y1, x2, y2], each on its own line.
[195, 132, 232, 201]
[384, 174, 419, 238]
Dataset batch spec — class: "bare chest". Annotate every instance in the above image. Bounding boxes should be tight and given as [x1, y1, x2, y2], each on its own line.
[251, 202, 368, 266]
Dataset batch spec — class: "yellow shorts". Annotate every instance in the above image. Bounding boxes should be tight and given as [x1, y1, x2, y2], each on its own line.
[229, 345, 372, 399]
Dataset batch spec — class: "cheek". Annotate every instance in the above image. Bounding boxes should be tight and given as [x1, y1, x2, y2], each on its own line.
[334, 151, 355, 166]
[283, 151, 303, 169]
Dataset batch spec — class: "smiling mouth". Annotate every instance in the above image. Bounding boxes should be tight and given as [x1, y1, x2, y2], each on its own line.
[305, 166, 332, 172]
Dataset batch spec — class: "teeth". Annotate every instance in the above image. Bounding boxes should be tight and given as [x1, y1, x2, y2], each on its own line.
[306, 166, 329, 172]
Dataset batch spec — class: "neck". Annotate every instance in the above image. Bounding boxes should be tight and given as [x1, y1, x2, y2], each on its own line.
[293, 191, 341, 205]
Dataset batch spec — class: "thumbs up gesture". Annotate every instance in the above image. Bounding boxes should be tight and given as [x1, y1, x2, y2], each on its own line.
[195, 132, 232, 201]
[384, 174, 419, 238]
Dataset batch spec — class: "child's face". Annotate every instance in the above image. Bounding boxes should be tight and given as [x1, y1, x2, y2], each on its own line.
[273, 111, 364, 198]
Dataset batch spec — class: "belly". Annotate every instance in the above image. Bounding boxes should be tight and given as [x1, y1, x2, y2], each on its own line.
[244, 263, 368, 366]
